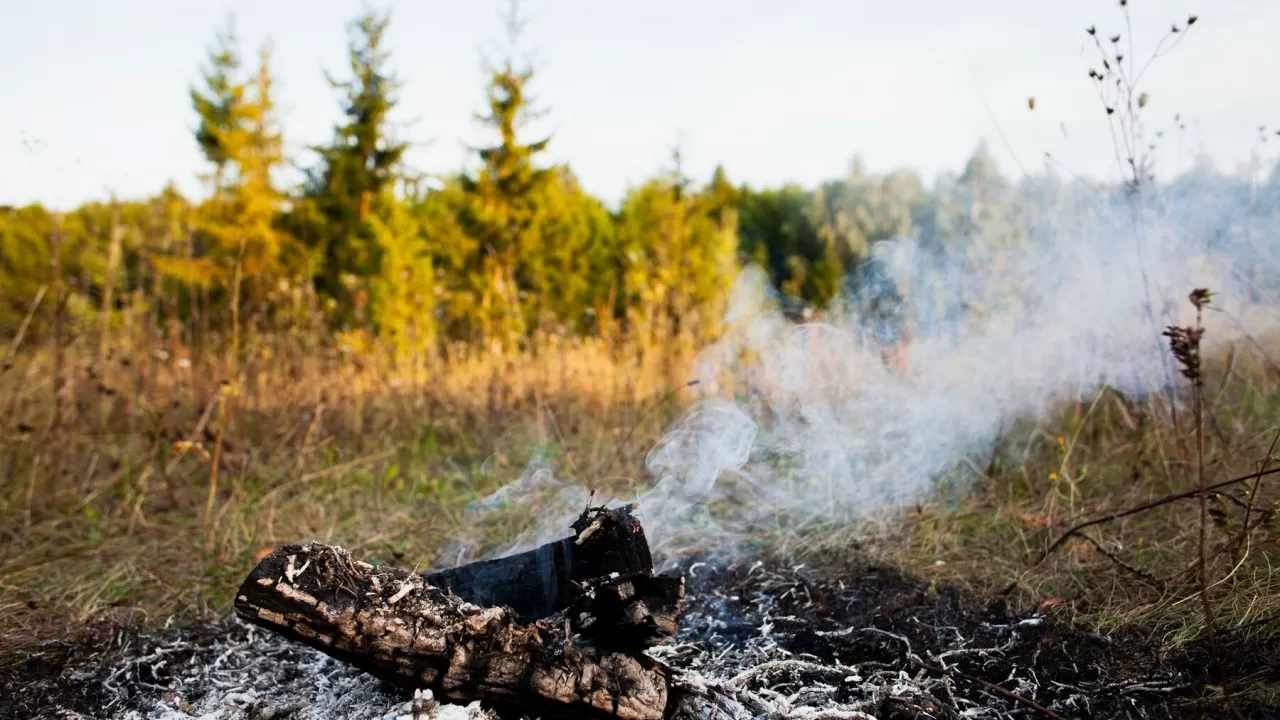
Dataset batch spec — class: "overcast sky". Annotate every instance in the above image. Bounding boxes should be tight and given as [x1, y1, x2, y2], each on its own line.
[2, 0, 1276, 209]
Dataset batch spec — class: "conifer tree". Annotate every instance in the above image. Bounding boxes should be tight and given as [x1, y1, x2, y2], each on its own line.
[190, 16, 244, 197]
[617, 152, 740, 341]
[455, 0, 551, 345]
[369, 198, 437, 359]
[221, 44, 288, 301]
[180, 17, 250, 313]
[304, 8, 408, 325]
[183, 28, 289, 321]
[449, 0, 615, 346]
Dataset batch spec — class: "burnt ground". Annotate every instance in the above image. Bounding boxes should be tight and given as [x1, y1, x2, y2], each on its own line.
[2, 555, 1277, 720]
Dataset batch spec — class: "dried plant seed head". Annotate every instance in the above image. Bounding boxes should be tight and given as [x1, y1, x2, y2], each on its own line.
[1187, 15, 1198, 25]
[1116, 53, 1125, 62]
[1087, 25, 1097, 35]
[1027, 97, 1036, 110]
[1163, 325, 1205, 384]
[1107, 107, 1116, 115]
[1138, 92, 1149, 108]
[1189, 288, 1213, 310]
[1172, 24, 1180, 33]
[1110, 34, 1121, 43]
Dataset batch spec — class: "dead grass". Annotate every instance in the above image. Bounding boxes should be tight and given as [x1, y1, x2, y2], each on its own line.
[3, 310, 1280, 667]
[875, 340, 1280, 651]
[0, 317, 703, 647]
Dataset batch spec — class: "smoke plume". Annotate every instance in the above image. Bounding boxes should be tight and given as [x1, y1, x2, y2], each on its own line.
[441, 166, 1280, 567]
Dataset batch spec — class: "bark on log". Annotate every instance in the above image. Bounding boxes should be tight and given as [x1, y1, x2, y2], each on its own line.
[234, 541, 744, 720]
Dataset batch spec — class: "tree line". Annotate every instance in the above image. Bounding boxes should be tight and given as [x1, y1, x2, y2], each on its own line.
[3, 7, 1276, 361]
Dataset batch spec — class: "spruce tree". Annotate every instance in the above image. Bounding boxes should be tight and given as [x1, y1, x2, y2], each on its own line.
[190, 16, 244, 196]
[221, 43, 288, 302]
[455, 0, 551, 345]
[179, 19, 293, 341]
[304, 8, 408, 325]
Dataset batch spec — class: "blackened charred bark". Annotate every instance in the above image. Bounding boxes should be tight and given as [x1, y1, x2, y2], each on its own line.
[421, 506, 655, 622]
[570, 574, 685, 651]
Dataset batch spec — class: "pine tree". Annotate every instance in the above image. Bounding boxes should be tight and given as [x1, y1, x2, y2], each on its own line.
[190, 16, 244, 197]
[304, 8, 408, 326]
[177, 17, 250, 319]
[369, 199, 438, 360]
[450, 0, 617, 346]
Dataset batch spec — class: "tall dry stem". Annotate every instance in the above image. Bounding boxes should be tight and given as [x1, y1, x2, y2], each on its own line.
[99, 197, 124, 364]
[206, 250, 244, 530]
[48, 215, 65, 434]
[1164, 288, 1235, 715]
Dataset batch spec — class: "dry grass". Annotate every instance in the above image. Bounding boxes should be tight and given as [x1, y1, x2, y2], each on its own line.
[3, 305, 1280, 666]
[875, 338, 1280, 650]
[0, 315, 704, 648]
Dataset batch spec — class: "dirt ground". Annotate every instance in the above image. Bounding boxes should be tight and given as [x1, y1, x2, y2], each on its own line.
[2, 554, 1277, 720]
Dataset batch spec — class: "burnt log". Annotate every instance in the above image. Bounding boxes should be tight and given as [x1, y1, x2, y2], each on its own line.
[568, 573, 685, 651]
[421, 505, 655, 622]
[233, 541, 746, 720]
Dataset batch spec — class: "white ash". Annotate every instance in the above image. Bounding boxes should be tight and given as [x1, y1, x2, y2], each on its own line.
[44, 563, 1185, 720]
[64, 623, 491, 720]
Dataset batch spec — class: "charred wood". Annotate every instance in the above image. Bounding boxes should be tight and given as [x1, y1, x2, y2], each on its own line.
[569, 573, 685, 651]
[233, 540, 738, 720]
[421, 505, 656, 622]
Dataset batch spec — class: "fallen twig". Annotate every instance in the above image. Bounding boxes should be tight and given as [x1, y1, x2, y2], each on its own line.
[1001, 464, 1280, 597]
[296, 448, 398, 484]
[946, 667, 1066, 720]
[1076, 531, 1163, 586]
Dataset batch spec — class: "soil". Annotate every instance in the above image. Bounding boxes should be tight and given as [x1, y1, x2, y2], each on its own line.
[2, 554, 1277, 720]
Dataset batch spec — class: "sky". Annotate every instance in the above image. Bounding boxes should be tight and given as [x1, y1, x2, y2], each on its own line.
[2, 0, 1277, 210]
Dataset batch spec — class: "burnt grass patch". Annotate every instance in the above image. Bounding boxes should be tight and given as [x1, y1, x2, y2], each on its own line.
[2, 554, 1278, 720]
[665, 555, 1280, 719]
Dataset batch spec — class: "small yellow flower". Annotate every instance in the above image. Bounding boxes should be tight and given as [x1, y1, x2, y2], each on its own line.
[1049, 472, 1060, 482]
[1056, 436, 1066, 447]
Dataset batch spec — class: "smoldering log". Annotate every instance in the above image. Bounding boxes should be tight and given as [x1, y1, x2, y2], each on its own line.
[233, 541, 744, 720]
[568, 573, 685, 651]
[421, 505, 656, 622]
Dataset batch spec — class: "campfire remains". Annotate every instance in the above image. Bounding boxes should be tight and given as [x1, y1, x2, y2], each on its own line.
[233, 506, 747, 720]
[14, 531, 1255, 719]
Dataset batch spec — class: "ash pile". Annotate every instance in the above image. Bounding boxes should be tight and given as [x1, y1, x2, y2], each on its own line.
[19, 507, 1199, 720]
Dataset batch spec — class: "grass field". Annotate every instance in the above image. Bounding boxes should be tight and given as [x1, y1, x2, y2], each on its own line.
[2, 303, 1279, 706]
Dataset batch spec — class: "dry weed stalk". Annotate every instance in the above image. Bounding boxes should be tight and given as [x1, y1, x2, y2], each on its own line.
[1163, 288, 1243, 717]
[1083, 6, 1201, 427]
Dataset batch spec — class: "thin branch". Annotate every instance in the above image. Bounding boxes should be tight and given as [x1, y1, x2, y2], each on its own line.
[588, 379, 699, 479]
[1001, 464, 1280, 596]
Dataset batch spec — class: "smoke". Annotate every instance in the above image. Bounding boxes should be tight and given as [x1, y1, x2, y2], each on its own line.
[441, 166, 1280, 567]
